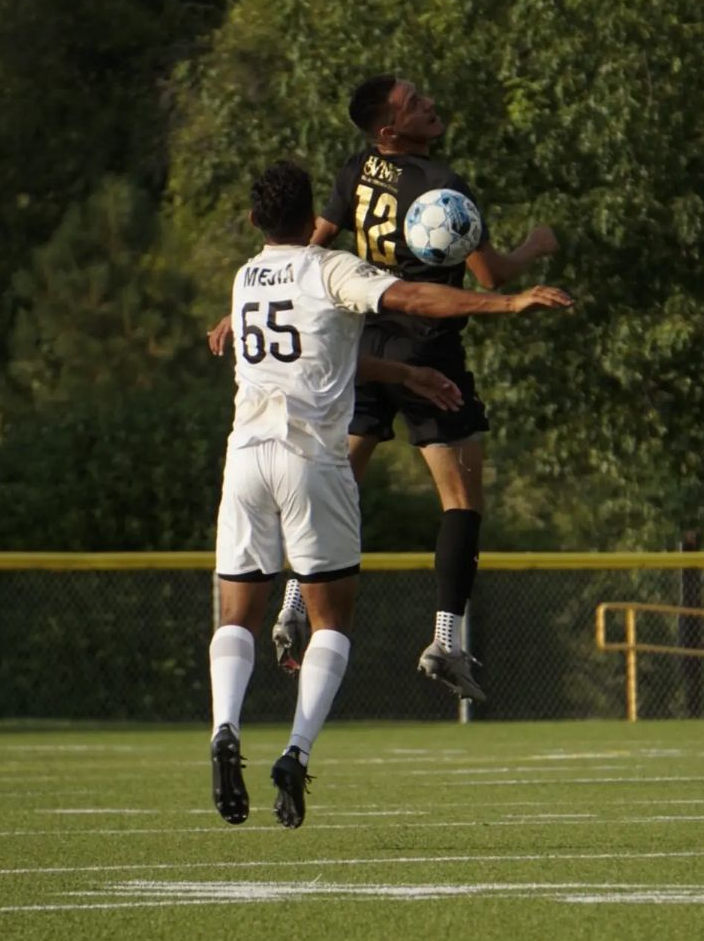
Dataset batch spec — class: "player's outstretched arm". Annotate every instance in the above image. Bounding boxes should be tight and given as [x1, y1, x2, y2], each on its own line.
[467, 225, 559, 290]
[357, 356, 463, 412]
[310, 217, 340, 247]
[380, 281, 572, 319]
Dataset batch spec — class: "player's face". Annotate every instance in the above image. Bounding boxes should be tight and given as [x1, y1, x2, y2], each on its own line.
[387, 80, 445, 143]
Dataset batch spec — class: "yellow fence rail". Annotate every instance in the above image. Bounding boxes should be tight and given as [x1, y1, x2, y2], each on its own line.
[595, 601, 704, 722]
[2, 551, 704, 571]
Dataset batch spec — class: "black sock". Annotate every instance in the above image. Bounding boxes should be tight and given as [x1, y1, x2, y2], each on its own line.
[435, 509, 482, 614]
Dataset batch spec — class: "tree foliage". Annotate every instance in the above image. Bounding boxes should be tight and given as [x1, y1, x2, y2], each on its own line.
[1, 0, 702, 550]
[9, 177, 199, 407]
[167, 0, 704, 549]
[0, 371, 232, 550]
[0, 0, 227, 385]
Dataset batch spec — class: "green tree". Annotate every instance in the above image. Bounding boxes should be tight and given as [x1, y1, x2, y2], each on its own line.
[471, 0, 704, 548]
[9, 177, 199, 406]
[0, 371, 232, 550]
[0, 0, 227, 400]
[166, 0, 704, 549]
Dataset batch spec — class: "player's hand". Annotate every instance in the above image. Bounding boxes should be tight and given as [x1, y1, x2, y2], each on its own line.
[207, 316, 233, 356]
[403, 366, 464, 411]
[528, 224, 559, 256]
[511, 286, 573, 314]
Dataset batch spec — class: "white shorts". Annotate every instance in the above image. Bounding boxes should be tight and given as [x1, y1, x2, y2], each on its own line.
[215, 438, 361, 579]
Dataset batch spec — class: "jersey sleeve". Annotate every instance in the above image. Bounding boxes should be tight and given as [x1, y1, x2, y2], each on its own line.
[320, 156, 358, 230]
[319, 249, 399, 315]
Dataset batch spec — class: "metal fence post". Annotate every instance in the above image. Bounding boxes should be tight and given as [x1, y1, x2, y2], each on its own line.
[459, 600, 472, 724]
[212, 569, 220, 635]
[679, 530, 703, 717]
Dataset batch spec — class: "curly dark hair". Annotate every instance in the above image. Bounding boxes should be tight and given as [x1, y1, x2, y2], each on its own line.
[348, 74, 397, 136]
[250, 161, 313, 239]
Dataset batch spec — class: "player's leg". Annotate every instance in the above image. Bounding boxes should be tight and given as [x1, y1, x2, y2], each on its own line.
[416, 438, 486, 700]
[271, 432, 378, 673]
[271, 450, 360, 828]
[271, 575, 357, 829]
[271, 364, 389, 673]
[397, 349, 488, 698]
[285, 576, 357, 762]
[348, 432, 379, 481]
[211, 576, 271, 744]
[421, 437, 483, 639]
[211, 441, 282, 824]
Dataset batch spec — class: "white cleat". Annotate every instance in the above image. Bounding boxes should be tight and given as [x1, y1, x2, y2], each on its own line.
[418, 641, 487, 701]
[272, 609, 308, 675]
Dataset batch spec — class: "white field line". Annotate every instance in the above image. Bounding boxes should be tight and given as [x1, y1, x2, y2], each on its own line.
[414, 775, 704, 786]
[35, 809, 156, 815]
[3, 813, 704, 838]
[32, 797, 703, 815]
[20, 797, 703, 817]
[624, 815, 704, 823]
[0, 745, 142, 752]
[3, 849, 704, 877]
[387, 750, 635, 760]
[0, 749, 695, 767]
[4, 879, 704, 911]
[34, 808, 421, 818]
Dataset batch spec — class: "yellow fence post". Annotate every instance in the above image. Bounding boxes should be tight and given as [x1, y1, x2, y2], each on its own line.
[625, 607, 638, 722]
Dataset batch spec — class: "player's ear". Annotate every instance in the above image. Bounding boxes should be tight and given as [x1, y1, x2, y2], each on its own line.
[377, 123, 396, 143]
[248, 209, 258, 229]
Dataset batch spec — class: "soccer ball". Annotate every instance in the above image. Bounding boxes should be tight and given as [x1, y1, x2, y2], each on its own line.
[404, 188, 482, 267]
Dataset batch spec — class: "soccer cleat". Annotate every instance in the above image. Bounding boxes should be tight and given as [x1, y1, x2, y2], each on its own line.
[417, 641, 487, 701]
[271, 748, 312, 829]
[211, 723, 249, 825]
[272, 608, 308, 675]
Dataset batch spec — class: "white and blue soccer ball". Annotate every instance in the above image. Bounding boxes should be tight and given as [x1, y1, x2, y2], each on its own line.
[404, 188, 482, 267]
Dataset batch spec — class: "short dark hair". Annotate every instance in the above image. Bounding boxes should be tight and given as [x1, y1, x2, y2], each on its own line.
[250, 161, 313, 239]
[348, 74, 397, 136]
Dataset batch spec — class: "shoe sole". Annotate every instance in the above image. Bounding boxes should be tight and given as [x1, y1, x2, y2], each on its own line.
[271, 761, 305, 829]
[212, 737, 249, 825]
[272, 627, 304, 674]
[272, 637, 302, 674]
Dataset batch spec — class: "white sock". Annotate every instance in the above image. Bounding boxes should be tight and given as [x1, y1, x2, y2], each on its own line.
[281, 578, 306, 618]
[209, 625, 255, 737]
[287, 628, 350, 759]
[434, 610, 463, 654]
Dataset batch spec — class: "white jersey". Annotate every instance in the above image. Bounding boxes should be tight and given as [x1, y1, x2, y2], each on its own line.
[229, 243, 398, 464]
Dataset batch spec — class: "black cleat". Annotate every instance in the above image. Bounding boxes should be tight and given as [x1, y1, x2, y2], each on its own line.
[211, 723, 249, 825]
[271, 748, 312, 829]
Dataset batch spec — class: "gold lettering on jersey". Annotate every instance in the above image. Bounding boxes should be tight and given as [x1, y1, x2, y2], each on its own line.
[355, 184, 398, 267]
[242, 263, 295, 288]
[361, 155, 402, 190]
[355, 185, 374, 260]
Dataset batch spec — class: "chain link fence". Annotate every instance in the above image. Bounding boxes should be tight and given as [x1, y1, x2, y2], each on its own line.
[1, 553, 702, 723]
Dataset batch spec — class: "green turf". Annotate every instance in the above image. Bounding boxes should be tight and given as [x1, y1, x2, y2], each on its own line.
[1, 719, 704, 940]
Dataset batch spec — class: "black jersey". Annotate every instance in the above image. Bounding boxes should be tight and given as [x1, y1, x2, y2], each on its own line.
[322, 147, 489, 336]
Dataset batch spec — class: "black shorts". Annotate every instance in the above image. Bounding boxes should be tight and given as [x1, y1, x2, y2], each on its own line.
[350, 322, 490, 446]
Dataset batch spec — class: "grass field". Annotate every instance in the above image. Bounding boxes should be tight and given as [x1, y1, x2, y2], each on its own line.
[1, 719, 704, 940]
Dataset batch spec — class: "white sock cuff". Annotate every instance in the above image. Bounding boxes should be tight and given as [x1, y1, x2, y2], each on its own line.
[308, 628, 351, 658]
[210, 624, 255, 661]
